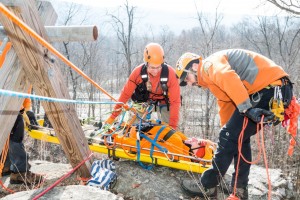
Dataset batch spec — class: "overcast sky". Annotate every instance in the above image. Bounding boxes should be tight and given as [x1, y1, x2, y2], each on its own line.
[60, 0, 281, 15]
[52, 0, 283, 34]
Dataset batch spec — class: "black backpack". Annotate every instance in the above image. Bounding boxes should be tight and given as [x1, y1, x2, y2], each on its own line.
[131, 63, 170, 110]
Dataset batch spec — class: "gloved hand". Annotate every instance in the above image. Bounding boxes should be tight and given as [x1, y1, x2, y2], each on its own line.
[100, 116, 115, 133]
[105, 116, 115, 125]
[244, 108, 275, 123]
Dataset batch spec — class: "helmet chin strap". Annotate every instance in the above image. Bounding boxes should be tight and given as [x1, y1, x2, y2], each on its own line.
[192, 71, 198, 86]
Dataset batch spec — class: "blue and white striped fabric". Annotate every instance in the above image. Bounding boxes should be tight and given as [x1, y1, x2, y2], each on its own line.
[90, 159, 115, 177]
[87, 159, 117, 190]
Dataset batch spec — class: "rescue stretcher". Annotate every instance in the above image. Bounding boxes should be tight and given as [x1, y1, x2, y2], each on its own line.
[27, 118, 216, 174]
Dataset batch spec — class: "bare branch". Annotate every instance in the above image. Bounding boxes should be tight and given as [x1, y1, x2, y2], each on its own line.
[267, 0, 300, 15]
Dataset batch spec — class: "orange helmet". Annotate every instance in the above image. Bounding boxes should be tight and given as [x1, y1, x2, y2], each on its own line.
[143, 43, 164, 65]
[176, 52, 201, 86]
[22, 86, 32, 111]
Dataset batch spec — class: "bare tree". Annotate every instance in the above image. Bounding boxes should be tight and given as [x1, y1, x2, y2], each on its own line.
[194, 2, 224, 57]
[57, 2, 90, 100]
[192, 2, 223, 138]
[233, 15, 300, 92]
[267, 0, 300, 15]
[108, 0, 137, 77]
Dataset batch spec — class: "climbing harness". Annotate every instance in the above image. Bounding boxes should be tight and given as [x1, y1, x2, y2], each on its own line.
[131, 63, 170, 111]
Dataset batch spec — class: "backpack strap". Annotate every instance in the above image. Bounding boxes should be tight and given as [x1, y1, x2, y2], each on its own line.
[138, 63, 170, 111]
[160, 63, 170, 111]
[141, 63, 148, 82]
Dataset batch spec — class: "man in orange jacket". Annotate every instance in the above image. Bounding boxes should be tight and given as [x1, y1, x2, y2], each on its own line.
[105, 43, 181, 130]
[176, 49, 293, 199]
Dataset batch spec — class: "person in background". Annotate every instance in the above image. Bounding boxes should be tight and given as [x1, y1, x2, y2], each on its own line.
[105, 43, 181, 130]
[176, 49, 293, 199]
[3, 89, 44, 185]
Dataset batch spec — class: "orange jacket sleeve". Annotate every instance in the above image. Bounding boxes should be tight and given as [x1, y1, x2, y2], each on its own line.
[204, 56, 252, 112]
[109, 65, 142, 119]
[166, 66, 181, 129]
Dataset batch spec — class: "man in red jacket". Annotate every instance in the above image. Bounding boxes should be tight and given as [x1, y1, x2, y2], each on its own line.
[106, 43, 181, 130]
[176, 49, 293, 199]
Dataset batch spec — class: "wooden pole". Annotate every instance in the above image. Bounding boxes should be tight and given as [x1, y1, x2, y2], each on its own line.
[0, 1, 56, 158]
[0, 25, 98, 42]
[0, 0, 92, 177]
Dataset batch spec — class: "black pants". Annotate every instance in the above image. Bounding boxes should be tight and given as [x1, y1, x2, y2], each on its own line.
[26, 110, 39, 126]
[5, 113, 31, 173]
[201, 87, 277, 188]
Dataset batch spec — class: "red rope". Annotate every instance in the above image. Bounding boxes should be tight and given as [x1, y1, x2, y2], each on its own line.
[0, 180, 14, 194]
[260, 119, 272, 200]
[32, 153, 93, 200]
[229, 117, 248, 199]
[228, 116, 272, 200]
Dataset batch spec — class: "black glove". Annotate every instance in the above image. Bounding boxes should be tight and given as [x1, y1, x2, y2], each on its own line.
[244, 108, 275, 123]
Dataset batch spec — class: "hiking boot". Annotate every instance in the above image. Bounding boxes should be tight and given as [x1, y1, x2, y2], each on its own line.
[234, 186, 248, 200]
[181, 179, 217, 198]
[1, 166, 11, 177]
[225, 186, 248, 200]
[10, 171, 44, 185]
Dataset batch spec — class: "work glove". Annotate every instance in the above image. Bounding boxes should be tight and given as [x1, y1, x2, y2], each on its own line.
[100, 116, 115, 133]
[105, 116, 115, 125]
[244, 108, 275, 123]
[90, 117, 114, 137]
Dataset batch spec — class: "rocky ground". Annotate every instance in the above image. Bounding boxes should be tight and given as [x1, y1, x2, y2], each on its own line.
[0, 158, 298, 200]
[0, 133, 298, 200]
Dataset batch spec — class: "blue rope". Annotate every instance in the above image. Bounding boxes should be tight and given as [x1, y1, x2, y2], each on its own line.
[136, 125, 167, 170]
[0, 89, 123, 105]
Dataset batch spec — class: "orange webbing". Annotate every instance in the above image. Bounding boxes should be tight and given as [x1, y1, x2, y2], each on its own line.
[283, 96, 300, 156]
[0, 135, 9, 177]
[0, 41, 11, 68]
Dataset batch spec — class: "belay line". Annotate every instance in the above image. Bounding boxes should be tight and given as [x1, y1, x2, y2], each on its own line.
[0, 89, 123, 105]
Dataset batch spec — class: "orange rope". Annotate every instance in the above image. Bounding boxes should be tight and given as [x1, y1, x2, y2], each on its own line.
[0, 135, 14, 194]
[229, 117, 272, 200]
[230, 117, 248, 199]
[0, 136, 9, 176]
[239, 123, 262, 165]
[0, 3, 132, 110]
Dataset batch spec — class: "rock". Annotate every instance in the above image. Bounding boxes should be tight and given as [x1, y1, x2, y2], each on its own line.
[1, 185, 122, 200]
[0, 159, 295, 200]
